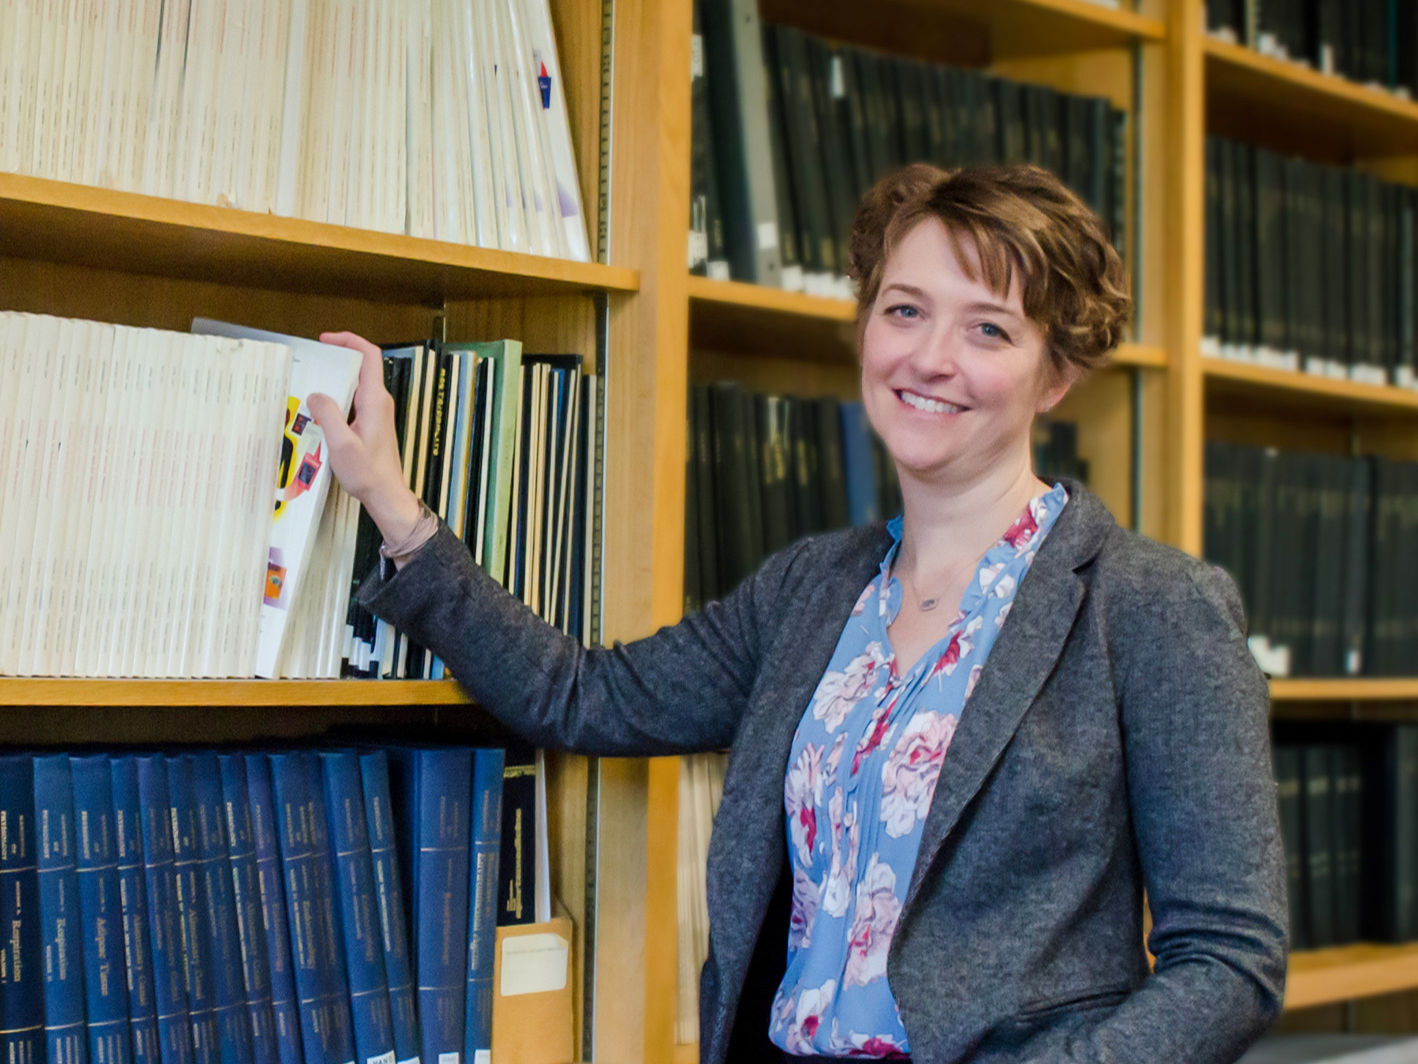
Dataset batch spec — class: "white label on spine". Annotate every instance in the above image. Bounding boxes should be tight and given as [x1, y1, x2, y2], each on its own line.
[438, 1054, 459, 1064]
[500, 933, 570, 996]
[691, 35, 703, 79]
[757, 221, 779, 251]
[831, 56, 845, 99]
[368, 1053, 396, 1064]
[474, 1054, 491, 1064]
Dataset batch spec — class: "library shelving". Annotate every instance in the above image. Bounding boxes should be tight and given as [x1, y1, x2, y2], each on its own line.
[1286, 944, 1418, 1011]
[1270, 679, 1418, 704]
[1204, 358, 1418, 417]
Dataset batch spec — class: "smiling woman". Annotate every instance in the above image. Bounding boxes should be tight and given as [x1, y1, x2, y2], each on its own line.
[312, 164, 1285, 1064]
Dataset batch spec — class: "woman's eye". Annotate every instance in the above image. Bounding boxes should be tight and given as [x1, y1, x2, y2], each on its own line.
[980, 322, 1012, 342]
[886, 304, 919, 319]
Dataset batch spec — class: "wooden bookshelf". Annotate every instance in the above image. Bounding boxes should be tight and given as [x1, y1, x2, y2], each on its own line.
[1204, 35, 1418, 159]
[1203, 357, 1418, 416]
[0, 172, 640, 303]
[1270, 679, 1418, 702]
[1286, 943, 1418, 1011]
[0, 678, 472, 706]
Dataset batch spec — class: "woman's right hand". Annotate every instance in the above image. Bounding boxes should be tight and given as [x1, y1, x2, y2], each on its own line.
[308, 331, 422, 545]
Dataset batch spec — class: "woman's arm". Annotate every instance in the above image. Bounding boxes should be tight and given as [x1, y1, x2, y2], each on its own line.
[1040, 561, 1287, 1064]
[309, 330, 783, 757]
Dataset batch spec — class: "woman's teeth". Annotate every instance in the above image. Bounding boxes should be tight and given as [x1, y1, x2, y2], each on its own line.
[898, 390, 964, 414]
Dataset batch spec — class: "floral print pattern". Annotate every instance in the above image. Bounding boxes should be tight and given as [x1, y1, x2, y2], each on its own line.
[769, 484, 1068, 1057]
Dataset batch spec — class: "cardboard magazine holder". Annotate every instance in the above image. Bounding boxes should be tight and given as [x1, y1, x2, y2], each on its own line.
[492, 904, 575, 1064]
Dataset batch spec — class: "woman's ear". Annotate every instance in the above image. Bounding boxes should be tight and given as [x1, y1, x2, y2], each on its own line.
[1037, 359, 1081, 414]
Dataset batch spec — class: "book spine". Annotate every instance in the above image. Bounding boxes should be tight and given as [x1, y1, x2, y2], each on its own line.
[165, 757, 220, 1064]
[70, 755, 134, 1064]
[464, 750, 504, 1064]
[268, 754, 356, 1064]
[497, 747, 535, 929]
[134, 757, 193, 1064]
[0, 757, 46, 1064]
[319, 752, 396, 1064]
[358, 754, 419, 1064]
[1301, 745, 1337, 948]
[215, 756, 279, 1064]
[414, 749, 471, 1064]
[34, 755, 89, 1064]
[109, 758, 162, 1064]
[242, 757, 303, 1064]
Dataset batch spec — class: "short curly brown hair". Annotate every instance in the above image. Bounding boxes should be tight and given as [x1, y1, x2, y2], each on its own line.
[848, 163, 1132, 379]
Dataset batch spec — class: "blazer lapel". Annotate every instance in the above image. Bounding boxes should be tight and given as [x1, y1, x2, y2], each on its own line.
[901, 484, 1110, 912]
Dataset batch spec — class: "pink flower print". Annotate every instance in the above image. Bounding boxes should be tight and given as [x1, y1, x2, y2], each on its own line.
[928, 615, 983, 681]
[828, 1030, 910, 1059]
[785, 744, 824, 863]
[811, 642, 889, 731]
[784, 980, 838, 1054]
[880, 711, 958, 838]
[821, 787, 860, 918]
[852, 580, 876, 616]
[844, 856, 901, 988]
[852, 704, 894, 776]
[978, 560, 1006, 592]
[789, 866, 819, 949]
[963, 663, 984, 703]
[1002, 507, 1039, 553]
[995, 600, 1013, 629]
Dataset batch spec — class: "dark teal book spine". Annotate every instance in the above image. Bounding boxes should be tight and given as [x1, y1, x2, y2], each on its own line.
[268, 754, 354, 1064]
[134, 756, 193, 1064]
[358, 753, 419, 1064]
[70, 755, 134, 1064]
[215, 756, 279, 1064]
[413, 749, 471, 1064]
[165, 756, 220, 1064]
[109, 757, 162, 1064]
[0, 755, 45, 1064]
[34, 754, 89, 1064]
[319, 752, 396, 1064]
[464, 750, 504, 1064]
[192, 752, 261, 1064]
[242, 757, 302, 1064]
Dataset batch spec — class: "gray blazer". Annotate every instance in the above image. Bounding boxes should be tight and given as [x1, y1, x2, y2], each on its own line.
[360, 480, 1287, 1064]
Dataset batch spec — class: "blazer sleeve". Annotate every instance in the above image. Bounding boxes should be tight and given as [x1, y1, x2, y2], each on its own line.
[1039, 562, 1287, 1064]
[357, 522, 797, 756]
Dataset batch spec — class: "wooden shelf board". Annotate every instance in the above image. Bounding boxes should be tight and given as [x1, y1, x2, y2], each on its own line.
[1286, 942, 1418, 1010]
[0, 678, 471, 707]
[0, 172, 639, 303]
[687, 276, 1166, 370]
[1203, 357, 1418, 416]
[1270, 678, 1418, 702]
[1204, 37, 1418, 159]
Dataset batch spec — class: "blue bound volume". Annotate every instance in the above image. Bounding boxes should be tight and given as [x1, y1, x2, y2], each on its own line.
[0, 755, 45, 1064]
[358, 753, 419, 1064]
[464, 751, 504, 1064]
[242, 756, 303, 1064]
[408, 749, 472, 1064]
[215, 756, 279, 1064]
[303, 756, 358, 1064]
[268, 754, 355, 1064]
[34, 754, 89, 1064]
[134, 756, 193, 1064]
[165, 755, 220, 1064]
[319, 752, 396, 1064]
[109, 757, 162, 1064]
[70, 755, 134, 1064]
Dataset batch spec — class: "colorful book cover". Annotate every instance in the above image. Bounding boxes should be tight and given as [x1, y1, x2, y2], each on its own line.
[34, 754, 89, 1064]
[464, 750, 504, 1064]
[358, 752, 420, 1064]
[319, 751, 396, 1064]
[243, 756, 303, 1064]
[110, 757, 162, 1064]
[190, 319, 361, 678]
[0, 756, 45, 1064]
[70, 755, 134, 1064]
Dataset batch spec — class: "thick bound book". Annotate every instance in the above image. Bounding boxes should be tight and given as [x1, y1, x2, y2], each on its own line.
[165, 756, 221, 1064]
[35, 755, 89, 1064]
[134, 756, 193, 1064]
[110, 757, 162, 1064]
[1300, 745, 1337, 948]
[70, 755, 134, 1064]
[465, 749, 506, 1064]
[1272, 746, 1307, 950]
[497, 746, 536, 928]
[0, 756, 44, 1064]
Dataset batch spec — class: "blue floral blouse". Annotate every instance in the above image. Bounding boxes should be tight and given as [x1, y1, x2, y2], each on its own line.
[769, 484, 1069, 1058]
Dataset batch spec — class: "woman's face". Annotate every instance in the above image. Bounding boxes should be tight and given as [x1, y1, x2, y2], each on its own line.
[859, 217, 1073, 486]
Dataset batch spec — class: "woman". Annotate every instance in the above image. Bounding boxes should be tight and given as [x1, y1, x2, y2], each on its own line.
[309, 164, 1286, 1063]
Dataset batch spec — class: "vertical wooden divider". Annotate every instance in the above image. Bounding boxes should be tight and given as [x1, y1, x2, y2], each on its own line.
[592, 0, 693, 1056]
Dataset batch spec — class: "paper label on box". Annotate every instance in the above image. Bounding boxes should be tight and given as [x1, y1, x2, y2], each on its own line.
[500, 933, 570, 996]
